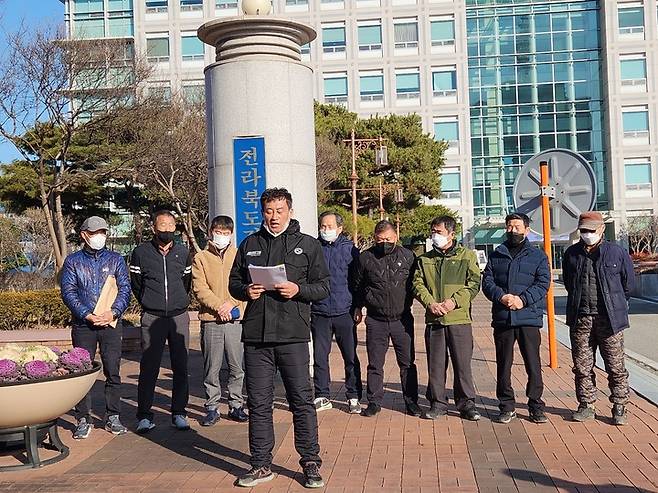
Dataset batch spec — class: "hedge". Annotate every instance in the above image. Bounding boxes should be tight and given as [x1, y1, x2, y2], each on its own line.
[0, 289, 71, 331]
[0, 289, 198, 330]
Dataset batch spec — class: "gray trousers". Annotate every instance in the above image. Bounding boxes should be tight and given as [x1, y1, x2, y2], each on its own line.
[200, 321, 245, 410]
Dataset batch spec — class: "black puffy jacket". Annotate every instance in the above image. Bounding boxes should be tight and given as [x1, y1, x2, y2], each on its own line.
[352, 244, 415, 321]
[229, 220, 330, 343]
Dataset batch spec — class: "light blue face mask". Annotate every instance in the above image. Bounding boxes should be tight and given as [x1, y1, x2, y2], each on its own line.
[320, 229, 338, 242]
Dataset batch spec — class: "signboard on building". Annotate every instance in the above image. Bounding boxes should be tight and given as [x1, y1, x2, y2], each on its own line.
[233, 136, 266, 245]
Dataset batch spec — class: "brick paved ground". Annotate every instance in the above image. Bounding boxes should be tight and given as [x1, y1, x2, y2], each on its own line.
[1, 295, 657, 492]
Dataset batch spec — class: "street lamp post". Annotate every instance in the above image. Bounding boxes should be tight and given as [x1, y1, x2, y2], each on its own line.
[342, 130, 388, 243]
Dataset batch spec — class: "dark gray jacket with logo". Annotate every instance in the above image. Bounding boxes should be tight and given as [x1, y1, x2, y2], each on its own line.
[229, 220, 330, 344]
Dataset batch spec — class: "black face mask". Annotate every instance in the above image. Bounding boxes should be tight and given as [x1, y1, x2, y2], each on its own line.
[155, 231, 175, 244]
[375, 241, 396, 256]
[506, 232, 525, 246]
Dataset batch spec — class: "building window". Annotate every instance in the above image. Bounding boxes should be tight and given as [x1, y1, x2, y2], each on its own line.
[150, 85, 172, 104]
[108, 0, 134, 37]
[622, 106, 650, 140]
[180, 0, 203, 11]
[357, 21, 382, 53]
[181, 34, 204, 61]
[322, 23, 346, 55]
[395, 69, 420, 101]
[182, 84, 204, 104]
[146, 0, 168, 13]
[624, 159, 652, 193]
[216, 0, 238, 9]
[73, 0, 104, 12]
[285, 0, 308, 11]
[321, 0, 344, 10]
[620, 54, 647, 90]
[393, 18, 418, 51]
[430, 16, 455, 47]
[323, 74, 348, 105]
[432, 68, 457, 98]
[359, 71, 384, 103]
[618, 3, 644, 36]
[433, 117, 459, 148]
[301, 43, 311, 56]
[73, 0, 105, 38]
[440, 172, 461, 199]
[146, 36, 170, 62]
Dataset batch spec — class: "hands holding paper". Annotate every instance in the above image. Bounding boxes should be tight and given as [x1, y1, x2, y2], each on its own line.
[247, 282, 299, 300]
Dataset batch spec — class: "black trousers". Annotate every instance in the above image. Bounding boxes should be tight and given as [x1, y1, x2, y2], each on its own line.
[71, 322, 123, 420]
[365, 316, 419, 406]
[493, 326, 545, 413]
[244, 341, 321, 469]
[311, 313, 363, 400]
[137, 312, 190, 420]
[425, 323, 476, 412]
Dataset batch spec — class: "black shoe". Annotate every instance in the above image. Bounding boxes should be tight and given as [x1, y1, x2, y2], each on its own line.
[572, 403, 595, 422]
[612, 404, 627, 426]
[303, 462, 324, 488]
[228, 407, 249, 423]
[460, 407, 481, 422]
[236, 467, 274, 487]
[405, 402, 422, 417]
[361, 403, 381, 417]
[202, 409, 220, 427]
[423, 403, 447, 420]
[529, 409, 548, 424]
[497, 410, 517, 424]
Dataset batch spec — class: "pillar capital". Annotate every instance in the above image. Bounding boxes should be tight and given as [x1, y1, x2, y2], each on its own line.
[198, 17, 316, 63]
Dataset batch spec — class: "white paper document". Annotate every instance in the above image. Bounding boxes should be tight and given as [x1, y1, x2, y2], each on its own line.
[248, 264, 288, 290]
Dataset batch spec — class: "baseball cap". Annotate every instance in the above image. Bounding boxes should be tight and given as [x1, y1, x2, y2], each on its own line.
[80, 216, 109, 232]
[577, 211, 604, 231]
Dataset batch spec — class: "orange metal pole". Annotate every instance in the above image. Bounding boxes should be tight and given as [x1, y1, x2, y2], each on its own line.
[540, 160, 558, 369]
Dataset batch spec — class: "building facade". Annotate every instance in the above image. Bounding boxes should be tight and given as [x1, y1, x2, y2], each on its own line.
[60, 0, 657, 249]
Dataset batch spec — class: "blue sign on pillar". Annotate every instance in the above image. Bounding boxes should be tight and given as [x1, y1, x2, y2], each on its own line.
[234, 136, 266, 246]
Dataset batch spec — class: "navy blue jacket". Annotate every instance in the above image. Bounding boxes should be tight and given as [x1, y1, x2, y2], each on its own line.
[482, 241, 551, 328]
[562, 240, 635, 333]
[312, 234, 359, 317]
[60, 247, 132, 325]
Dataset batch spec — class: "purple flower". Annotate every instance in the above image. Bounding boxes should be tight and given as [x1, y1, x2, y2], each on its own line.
[24, 360, 52, 379]
[69, 347, 91, 363]
[59, 352, 83, 370]
[0, 359, 19, 378]
[50, 346, 63, 355]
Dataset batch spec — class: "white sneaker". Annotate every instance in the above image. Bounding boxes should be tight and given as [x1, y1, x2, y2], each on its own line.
[348, 398, 361, 414]
[314, 397, 332, 411]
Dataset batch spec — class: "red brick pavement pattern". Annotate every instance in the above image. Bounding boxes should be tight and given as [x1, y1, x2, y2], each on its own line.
[1, 295, 657, 492]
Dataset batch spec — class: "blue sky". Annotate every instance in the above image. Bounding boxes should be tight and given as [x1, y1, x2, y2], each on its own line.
[0, 0, 64, 164]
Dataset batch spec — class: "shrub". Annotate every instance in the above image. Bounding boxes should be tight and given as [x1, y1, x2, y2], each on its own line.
[0, 289, 71, 330]
[0, 289, 197, 330]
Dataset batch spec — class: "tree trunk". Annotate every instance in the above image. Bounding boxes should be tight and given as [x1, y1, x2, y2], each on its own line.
[39, 179, 63, 272]
[54, 189, 68, 261]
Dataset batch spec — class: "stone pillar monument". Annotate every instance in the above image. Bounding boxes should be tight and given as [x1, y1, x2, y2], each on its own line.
[198, 10, 318, 240]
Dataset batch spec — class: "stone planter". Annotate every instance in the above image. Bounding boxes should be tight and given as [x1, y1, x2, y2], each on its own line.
[0, 361, 101, 470]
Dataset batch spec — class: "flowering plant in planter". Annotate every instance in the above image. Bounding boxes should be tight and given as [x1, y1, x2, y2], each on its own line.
[0, 344, 92, 384]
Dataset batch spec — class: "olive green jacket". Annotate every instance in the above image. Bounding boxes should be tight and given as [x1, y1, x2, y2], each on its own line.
[412, 244, 481, 326]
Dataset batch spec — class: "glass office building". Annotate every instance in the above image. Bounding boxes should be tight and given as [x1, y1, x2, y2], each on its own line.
[466, 0, 606, 224]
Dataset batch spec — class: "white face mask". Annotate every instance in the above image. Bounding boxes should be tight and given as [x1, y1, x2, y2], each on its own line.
[431, 233, 450, 250]
[581, 232, 601, 246]
[212, 233, 231, 249]
[320, 229, 338, 242]
[87, 234, 106, 251]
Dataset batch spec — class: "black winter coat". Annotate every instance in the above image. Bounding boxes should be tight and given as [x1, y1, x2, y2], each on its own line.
[229, 220, 330, 343]
[562, 240, 635, 333]
[352, 244, 415, 321]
